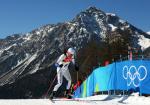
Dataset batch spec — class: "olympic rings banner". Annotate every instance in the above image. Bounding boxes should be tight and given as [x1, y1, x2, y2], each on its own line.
[73, 60, 150, 98]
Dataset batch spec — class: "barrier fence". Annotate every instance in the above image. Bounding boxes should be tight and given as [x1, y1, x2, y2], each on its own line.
[73, 60, 150, 98]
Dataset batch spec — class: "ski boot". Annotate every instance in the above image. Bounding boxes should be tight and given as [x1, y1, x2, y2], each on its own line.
[65, 89, 72, 99]
[49, 91, 56, 99]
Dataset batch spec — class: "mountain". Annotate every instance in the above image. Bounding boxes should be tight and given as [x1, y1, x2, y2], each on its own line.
[0, 7, 150, 98]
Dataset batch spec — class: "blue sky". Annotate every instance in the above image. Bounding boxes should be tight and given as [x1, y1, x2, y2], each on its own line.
[0, 0, 150, 39]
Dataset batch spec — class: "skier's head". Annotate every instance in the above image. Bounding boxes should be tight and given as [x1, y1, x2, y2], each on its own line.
[67, 48, 75, 56]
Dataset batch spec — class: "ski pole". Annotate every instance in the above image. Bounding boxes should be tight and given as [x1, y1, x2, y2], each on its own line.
[44, 73, 57, 97]
[77, 71, 79, 81]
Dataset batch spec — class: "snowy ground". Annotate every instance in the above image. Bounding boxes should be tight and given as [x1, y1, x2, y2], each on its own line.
[0, 94, 150, 105]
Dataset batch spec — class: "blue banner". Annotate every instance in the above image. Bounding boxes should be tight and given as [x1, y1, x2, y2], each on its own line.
[93, 64, 116, 91]
[73, 60, 150, 98]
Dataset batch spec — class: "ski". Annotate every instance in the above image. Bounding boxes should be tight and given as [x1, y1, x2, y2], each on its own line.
[48, 98, 55, 103]
[51, 98, 98, 103]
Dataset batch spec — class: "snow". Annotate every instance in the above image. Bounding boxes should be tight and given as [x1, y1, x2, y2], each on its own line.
[121, 27, 125, 30]
[93, 30, 98, 34]
[125, 24, 130, 28]
[23, 33, 32, 41]
[94, 14, 107, 38]
[70, 26, 75, 32]
[36, 31, 40, 35]
[80, 27, 87, 34]
[29, 62, 40, 74]
[119, 19, 126, 24]
[11, 53, 30, 70]
[0, 53, 38, 86]
[42, 31, 47, 38]
[0, 44, 17, 56]
[0, 50, 3, 56]
[138, 35, 150, 49]
[25, 53, 37, 65]
[23, 53, 38, 74]
[106, 13, 116, 16]
[120, 25, 130, 31]
[0, 94, 150, 105]
[108, 24, 117, 31]
[48, 27, 54, 33]
[147, 31, 150, 35]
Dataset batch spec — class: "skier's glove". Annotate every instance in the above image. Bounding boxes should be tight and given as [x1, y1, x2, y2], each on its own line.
[55, 63, 63, 68]
[55, 63, 59, 67]
[75, 64, 79, 71]
[59, 64, 63, 68]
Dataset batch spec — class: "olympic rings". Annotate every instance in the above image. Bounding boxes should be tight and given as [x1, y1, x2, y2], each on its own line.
[122, 65, 147, 87]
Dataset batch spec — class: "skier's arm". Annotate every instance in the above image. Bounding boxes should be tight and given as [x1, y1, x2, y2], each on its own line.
[55, 54, 65, 67]
[72, 55, 75, 65]
[72, 55, 79, 71]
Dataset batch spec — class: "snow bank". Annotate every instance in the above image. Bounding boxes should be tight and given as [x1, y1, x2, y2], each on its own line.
[0, 94, 150, 105]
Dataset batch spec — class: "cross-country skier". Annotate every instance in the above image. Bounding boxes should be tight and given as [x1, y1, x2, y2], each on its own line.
[50, 47, 79, 99]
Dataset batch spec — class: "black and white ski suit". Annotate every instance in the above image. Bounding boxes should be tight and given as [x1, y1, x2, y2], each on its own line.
[53, 54, 75, 92]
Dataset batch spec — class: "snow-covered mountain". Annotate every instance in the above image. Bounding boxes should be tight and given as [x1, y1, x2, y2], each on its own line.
[0, 7, 150, 98]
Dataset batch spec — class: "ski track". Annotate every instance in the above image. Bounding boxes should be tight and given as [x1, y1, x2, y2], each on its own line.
[0, 94, 150, 105]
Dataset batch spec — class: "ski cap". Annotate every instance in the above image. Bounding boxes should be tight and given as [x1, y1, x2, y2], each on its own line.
[67, 48, 75, 55]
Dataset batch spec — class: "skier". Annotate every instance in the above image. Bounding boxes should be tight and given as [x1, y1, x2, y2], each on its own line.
[50, 47, 79, 99]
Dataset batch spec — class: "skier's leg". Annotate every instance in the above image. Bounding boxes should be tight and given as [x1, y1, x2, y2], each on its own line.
[63, 69, 73, 98]
[53, 67, 63, 92]
[50, 68, 63, 99]
[63, 69, 72, 90]
[62, 69, 72, 98]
